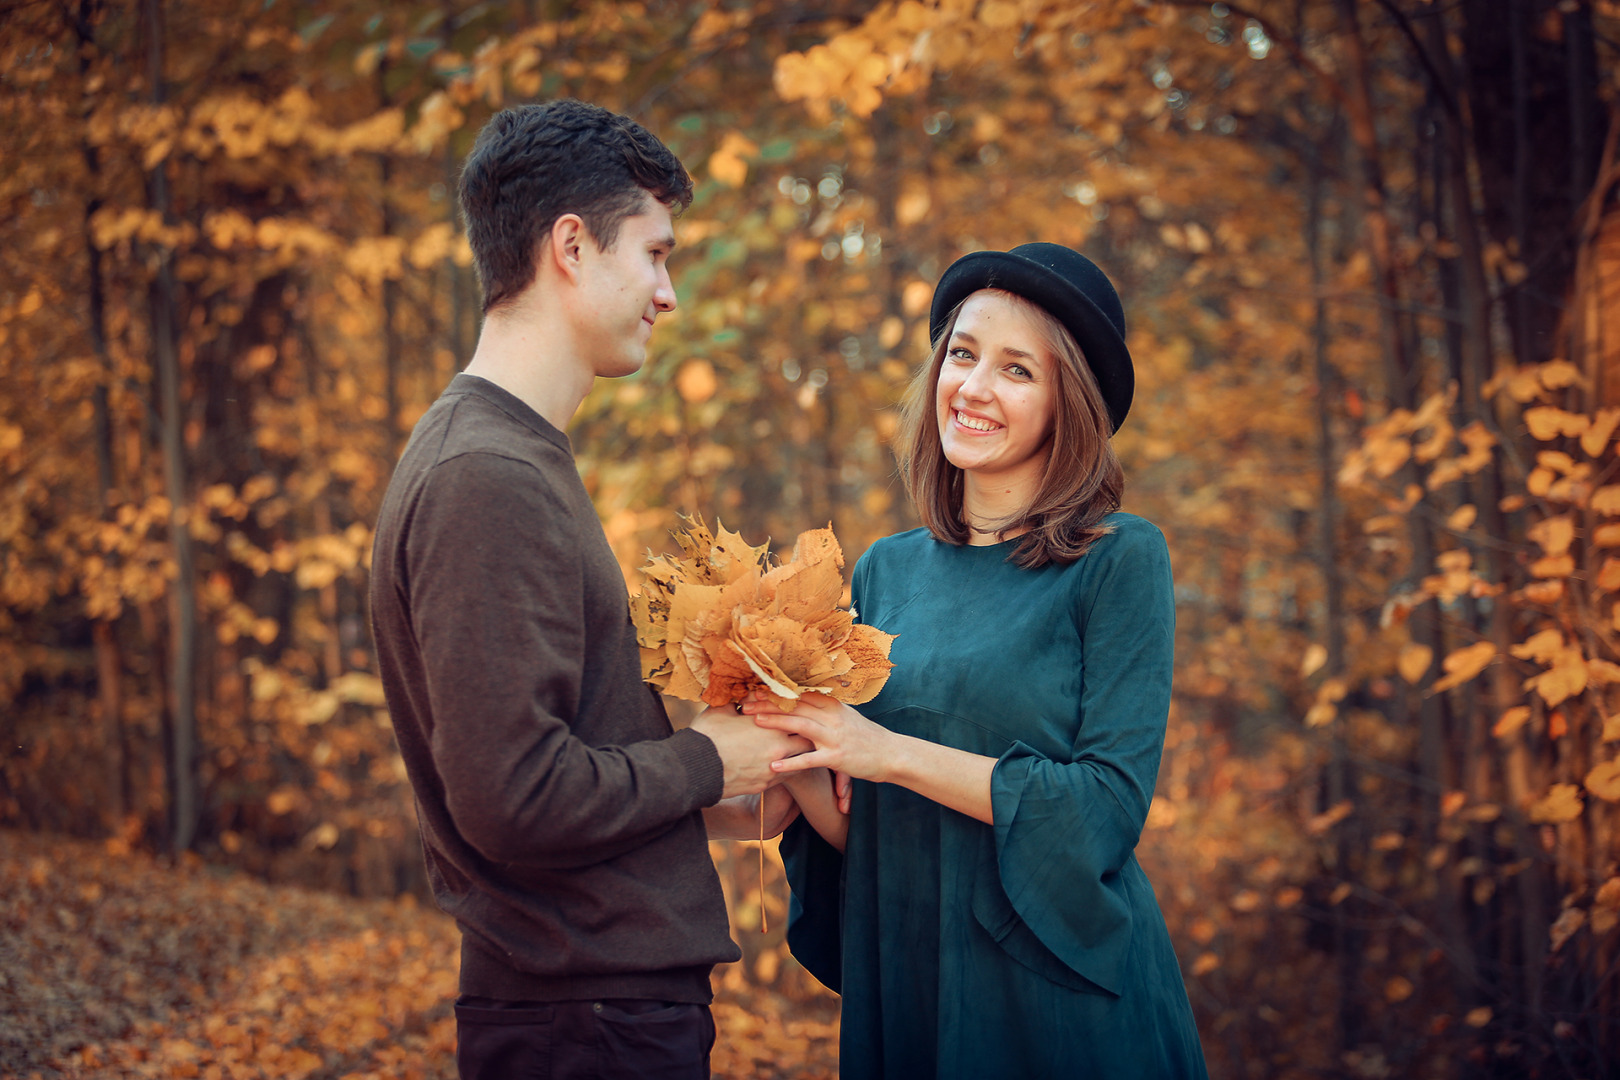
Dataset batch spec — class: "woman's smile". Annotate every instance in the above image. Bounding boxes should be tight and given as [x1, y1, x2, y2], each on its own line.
[952, 408, 1002, 433]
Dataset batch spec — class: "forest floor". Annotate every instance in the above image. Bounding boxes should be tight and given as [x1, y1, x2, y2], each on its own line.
[0, 829, 840, 1079]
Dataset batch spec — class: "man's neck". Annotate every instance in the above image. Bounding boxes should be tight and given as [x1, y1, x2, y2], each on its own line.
[461, 305, 594, 432]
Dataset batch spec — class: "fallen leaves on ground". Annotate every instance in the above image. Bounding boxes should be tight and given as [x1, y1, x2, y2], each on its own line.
[0, 829, 839, 1079]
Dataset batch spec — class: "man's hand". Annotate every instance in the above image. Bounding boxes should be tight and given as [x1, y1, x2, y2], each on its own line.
[689, 705, 813, 798]
[702, 784, 801, 840]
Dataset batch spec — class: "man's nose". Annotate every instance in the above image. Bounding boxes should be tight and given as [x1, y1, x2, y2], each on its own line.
[654, 268, 677, 313]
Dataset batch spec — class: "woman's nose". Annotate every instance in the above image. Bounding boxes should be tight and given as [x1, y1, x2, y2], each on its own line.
[958, 363, 994, 400]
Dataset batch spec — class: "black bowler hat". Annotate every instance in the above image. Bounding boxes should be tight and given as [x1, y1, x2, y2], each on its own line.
[929, 243, 1133, 432]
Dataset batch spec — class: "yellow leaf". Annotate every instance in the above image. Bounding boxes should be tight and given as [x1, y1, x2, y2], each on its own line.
[1550, 907, 1585, 952]
[1528, 783, 1583, 823]
[1307, 800, 1354, 834]
[1588, 658, 1620, 685]
[1585, 759, 1620, 802]
[1527, 515, 1574, 556]
[1300, 643, 1327, 677]
[1594, 881, 1620, 937]
[1592, 486, 1620, 515]
[1539, 359, 1584, 390]
[1397, 643, 1432, 684]
[1441, 790, 1467, 816]
[1522, 644, 1588, 707]
[1594, 524, 1620, 547]
[896, 185, 932, 227]
[677, 359, 718, 404]
[1582, 408, 1620, 456]
[707, 132, 759, 188]
[1446, 504, 1477, 531]
[1530, 555, 1575, 578]
[1524, 406, 1589, 441]
[1384, 976, 1414, 1003]
[1191, 952, 1220, 976]
[1493, 706, 1531, 738]
[1465, 1006, 1493, 1028]
[1604, 715, 1620, 742]
[1521, 580, 1565, 604]
[1431, 642, 1496, 692]
[1512, 629, 1564, 663]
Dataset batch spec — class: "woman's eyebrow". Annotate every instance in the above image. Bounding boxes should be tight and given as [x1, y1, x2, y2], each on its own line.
[952, 329, 1038, 363]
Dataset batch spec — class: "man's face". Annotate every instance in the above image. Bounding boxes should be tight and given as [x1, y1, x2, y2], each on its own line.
[575, 195, 677, 378]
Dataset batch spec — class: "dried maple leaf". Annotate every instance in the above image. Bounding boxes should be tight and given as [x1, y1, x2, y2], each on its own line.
[630, 517, 895, 709]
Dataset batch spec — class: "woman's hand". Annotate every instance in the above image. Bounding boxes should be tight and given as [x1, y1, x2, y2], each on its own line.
[749, 689, 997, 826]
[743, 691, 896, 783]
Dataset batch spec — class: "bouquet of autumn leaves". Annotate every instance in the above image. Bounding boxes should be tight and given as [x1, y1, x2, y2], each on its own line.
[630, 517, 895, 710]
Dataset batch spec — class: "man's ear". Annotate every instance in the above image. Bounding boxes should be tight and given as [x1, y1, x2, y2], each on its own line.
[544, 213, 589, 284]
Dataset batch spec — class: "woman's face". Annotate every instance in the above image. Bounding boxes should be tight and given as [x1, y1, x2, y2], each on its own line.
[935, 290, 1058, 482]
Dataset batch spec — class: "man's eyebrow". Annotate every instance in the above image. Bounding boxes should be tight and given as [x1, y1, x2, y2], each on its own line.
[652, 233, 677, 251]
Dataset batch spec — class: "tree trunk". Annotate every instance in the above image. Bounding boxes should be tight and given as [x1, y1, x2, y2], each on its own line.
[145, 0, 198, 854]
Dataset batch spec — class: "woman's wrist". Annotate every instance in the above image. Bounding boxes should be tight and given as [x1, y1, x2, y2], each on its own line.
[872, 730, 916, 787]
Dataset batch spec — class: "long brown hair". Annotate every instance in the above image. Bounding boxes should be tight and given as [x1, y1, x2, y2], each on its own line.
[895, 289, 1124, 568]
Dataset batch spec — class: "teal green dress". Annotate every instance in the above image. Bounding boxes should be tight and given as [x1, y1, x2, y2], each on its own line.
[782, 514, 1207, 1078]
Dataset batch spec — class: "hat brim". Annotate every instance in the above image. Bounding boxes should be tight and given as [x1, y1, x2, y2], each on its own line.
[928, 250, 1133, 432]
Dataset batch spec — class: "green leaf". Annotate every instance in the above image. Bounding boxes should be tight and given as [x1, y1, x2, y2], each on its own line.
[758, 139, 795, 162]
[299, 14, 335, 43]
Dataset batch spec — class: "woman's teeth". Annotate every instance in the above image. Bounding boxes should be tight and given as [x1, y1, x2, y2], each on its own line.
[956, 411, 998, 432]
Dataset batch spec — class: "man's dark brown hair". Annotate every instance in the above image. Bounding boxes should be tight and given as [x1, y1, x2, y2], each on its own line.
[457, 99, 693, 314]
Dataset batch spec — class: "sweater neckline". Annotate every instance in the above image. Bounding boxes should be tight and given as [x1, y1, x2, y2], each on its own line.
[445, 372, 573, 455]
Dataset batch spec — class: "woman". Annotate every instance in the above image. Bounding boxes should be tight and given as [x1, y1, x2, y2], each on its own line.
[748, 243, 1208, 1078]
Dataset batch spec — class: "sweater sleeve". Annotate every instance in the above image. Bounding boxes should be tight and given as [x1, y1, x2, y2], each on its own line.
[406, 451, 723, 870]
[984, 521, 1175, 996]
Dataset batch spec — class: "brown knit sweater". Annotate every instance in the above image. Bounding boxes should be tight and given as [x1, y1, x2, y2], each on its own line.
[369, 373, 738, 1003]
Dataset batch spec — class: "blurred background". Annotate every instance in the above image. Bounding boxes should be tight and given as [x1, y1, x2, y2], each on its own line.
[2, 0, 1619, 1076]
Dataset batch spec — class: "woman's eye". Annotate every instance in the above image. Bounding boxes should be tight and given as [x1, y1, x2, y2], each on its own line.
[1008, 364, 1030, 378]
[948, 347, 974, 361]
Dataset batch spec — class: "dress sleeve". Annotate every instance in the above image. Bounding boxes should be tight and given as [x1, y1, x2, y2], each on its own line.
[985, 521, 1175, 996]
[407, 452, 722, 870]
[781, 547, 878, 993]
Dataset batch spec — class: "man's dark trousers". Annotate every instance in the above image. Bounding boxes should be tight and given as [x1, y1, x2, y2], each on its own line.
[455, 996, 715, 1079]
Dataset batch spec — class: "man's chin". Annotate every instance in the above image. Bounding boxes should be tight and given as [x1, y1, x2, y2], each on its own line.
[596, 353, 647, 380]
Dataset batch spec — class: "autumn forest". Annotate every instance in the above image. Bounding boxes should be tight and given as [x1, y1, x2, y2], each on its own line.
[2, 0, 1619, 1076]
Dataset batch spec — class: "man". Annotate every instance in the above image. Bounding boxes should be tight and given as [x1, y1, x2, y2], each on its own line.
[369, 99, 807, 1079]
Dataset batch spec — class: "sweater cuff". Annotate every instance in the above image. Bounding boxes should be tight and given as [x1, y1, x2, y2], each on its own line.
[668, 727, 725, 808]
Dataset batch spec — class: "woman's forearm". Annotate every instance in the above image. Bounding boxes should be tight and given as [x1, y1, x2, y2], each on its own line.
[880, 734, 996, 825]
[783, 768, 849, 852]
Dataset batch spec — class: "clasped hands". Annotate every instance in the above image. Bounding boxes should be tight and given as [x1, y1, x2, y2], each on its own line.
[692, 690, 884, 841]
